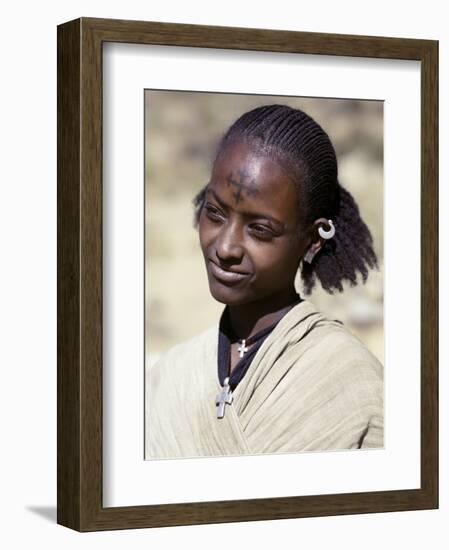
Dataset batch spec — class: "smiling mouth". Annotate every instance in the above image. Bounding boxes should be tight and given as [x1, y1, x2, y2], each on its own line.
[208, 259, 250, 285]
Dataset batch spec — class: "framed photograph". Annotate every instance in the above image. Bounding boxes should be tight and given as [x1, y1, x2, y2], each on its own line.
[57, 17, 438, 531]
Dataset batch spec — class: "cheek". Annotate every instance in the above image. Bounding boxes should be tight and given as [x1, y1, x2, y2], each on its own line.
[198, 215, 215, 253]
[198, 220, 207, 252]
[254, 242, 302, 279]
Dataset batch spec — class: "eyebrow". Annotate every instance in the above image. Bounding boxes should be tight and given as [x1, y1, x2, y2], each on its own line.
[206, 187, 284, 227]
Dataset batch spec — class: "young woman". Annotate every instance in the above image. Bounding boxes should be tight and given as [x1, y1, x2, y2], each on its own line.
[145, 104, 383, 459]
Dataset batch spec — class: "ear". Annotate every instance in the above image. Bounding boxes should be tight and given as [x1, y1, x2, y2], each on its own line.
[302, 218, 330, 264]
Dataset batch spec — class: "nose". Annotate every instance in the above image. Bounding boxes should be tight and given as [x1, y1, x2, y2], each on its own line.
[214, 221, 244, 264]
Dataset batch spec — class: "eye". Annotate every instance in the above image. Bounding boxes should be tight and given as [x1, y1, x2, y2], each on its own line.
[204, 203, 225, 223]
[249, 223, 275, 241]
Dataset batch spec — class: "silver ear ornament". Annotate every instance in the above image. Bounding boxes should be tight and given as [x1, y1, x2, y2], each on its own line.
[318, 220, 335, 240]
[303, 220, 336, 264]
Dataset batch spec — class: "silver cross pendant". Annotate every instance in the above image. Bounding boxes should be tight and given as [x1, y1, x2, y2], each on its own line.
[216, 377, 233, 419]
[238, 339, 249, 358]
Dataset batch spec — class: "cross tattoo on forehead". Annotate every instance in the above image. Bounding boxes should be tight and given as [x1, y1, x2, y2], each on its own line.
[226, 169, 259, 205]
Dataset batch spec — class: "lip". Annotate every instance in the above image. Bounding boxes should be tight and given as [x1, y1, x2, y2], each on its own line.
[208, 259, 250, 285]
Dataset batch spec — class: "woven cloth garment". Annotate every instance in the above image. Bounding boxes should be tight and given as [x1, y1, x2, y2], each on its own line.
[145, 299, 383, 459]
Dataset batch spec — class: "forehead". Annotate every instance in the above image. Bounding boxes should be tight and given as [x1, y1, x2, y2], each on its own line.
[210, 141, 300, 220]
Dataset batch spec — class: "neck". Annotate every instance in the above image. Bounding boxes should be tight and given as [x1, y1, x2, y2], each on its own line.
[228, 287, 299, 340]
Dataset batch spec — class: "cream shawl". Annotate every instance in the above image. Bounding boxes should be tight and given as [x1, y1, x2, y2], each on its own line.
[145, 299, 383, 459]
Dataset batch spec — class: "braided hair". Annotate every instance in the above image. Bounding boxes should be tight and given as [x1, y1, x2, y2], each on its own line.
[193, 104, 378, 295]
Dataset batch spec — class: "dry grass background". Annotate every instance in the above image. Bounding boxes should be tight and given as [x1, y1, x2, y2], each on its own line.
[145, 91, 383, 364]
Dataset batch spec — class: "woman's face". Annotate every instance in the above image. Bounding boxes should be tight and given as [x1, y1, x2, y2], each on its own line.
[199, 141, 312, 307]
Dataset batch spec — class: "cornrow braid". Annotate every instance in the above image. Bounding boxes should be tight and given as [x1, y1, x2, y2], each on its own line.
[193, 104, 378, 294]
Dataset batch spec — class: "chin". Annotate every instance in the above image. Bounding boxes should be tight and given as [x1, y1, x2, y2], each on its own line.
[208, 280, 253, 307]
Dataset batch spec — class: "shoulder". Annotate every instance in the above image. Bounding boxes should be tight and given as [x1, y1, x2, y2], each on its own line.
[295, 299, 382, 369]
[289, 304, 383, 430]
[302, 318, 383, 420]
[287, 300, 383, 395]
[316, 320, 382, 379]
[148, 325, 218, 376]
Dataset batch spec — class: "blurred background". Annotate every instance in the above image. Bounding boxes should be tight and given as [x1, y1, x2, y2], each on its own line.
[145, 91, 383, 365]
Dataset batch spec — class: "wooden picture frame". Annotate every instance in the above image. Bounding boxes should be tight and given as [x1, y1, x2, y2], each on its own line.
[57, 17, 438, 531]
